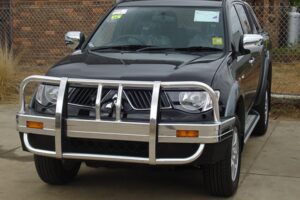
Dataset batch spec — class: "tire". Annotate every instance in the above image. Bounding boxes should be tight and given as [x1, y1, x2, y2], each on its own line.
[203, 118, 242, 197]
[253, 83, 270, 136]
[34, 155, 81, 185]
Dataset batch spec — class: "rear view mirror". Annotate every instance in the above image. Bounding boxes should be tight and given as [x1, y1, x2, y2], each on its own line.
[241, 34, 264, 53]
[65, 31, 85, 50]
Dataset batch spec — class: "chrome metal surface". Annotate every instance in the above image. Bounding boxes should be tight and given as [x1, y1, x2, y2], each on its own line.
[67, 119, 150, 142]
[17, 75, 229, 165]
[243, 34, 264, 53]
[95, 84, 103, 120]
[23, 132, 206, 165]
[249, 57, 256, 65]
[116, 85, 123, 121]
[17, 114, 56, 136]
[158, 118, 235, 143]
[63, 145, 205, 165]
[156, 144, 205, 165]
[23, 133, 57, 157]
[149, 82, 161, 165]
[55, 78, 68, 158]
[65, 31, 83, 50]
[231, 128, 239, 182]
[265, 90, 269, 125]
[244, 112, 260, 143]
[18, 115, 234, 144]
[19, 76, 61, 114]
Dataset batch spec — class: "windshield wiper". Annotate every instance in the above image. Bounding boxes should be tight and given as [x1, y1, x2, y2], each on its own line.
[90, 45, 154, 52]
[174, 46, 223, 52]
[137, 46, 174, 52]
[138, 46, 222, 53]
[90, 45, 223, 53]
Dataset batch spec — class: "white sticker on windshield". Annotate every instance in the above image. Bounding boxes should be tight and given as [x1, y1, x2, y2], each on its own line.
[111, 9, 128, 20]
[194, 11, 220, 23]
[112, 9, 128, 15]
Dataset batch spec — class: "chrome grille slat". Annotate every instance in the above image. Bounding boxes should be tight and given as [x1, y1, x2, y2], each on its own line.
[133, 90, 144, 108]
[139, 90, 149, 109]
[124, 89, 171, 110]
[143, 91, 151, 106]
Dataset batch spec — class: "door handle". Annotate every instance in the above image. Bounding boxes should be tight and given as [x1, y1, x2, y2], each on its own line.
[249, 57, 255, 65]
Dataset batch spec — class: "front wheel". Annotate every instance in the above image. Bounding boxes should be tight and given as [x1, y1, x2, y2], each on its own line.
[253, 83, 270, 136]
[34, 155, 81, 185]
[203, 118, 242, 197]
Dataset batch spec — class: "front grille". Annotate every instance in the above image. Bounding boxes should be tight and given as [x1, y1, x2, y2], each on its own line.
[68, 87, 109, 107]
[68, 87, 97, 106]
[124, 89, 171, 110]
[68, 87, 171, 110]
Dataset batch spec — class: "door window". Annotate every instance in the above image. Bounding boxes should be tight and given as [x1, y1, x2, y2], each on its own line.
[246, 5, 263, 33]
[235, 4, 253, 34]
[230, 6, 244, 49]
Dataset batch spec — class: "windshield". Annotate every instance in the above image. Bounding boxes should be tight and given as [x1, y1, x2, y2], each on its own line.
[88, 7, 225, 52]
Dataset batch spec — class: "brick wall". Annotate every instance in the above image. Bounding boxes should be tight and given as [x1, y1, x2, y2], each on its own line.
[7, 0, 297, 65]
[0, 0, 11, 47]
[11, 0, 115, 66]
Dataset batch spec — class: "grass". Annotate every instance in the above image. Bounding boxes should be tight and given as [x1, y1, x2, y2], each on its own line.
[270, 99, 300, 120]
[0, 42, 19, 102]
[272, 62, 300, 94]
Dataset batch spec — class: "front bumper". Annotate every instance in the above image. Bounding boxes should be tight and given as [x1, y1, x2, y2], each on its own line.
[17, 75, 235, 165]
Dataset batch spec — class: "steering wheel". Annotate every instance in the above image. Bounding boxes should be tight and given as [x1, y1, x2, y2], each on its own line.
[113, 35, 146, 45]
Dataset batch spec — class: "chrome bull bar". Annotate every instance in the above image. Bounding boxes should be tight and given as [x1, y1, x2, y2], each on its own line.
[17, 75, 235, 165]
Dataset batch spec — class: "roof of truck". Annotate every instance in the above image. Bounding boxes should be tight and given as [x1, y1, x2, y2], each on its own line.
[117, 0, 225, 7]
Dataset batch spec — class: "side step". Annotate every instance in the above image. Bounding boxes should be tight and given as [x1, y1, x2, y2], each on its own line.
[244, 111, 260, 143]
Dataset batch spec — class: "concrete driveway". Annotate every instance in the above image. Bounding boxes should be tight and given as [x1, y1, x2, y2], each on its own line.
[0, 104, 299, 200]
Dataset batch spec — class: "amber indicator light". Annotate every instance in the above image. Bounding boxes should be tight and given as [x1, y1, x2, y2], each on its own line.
[26, 121, 44, 129]
[176, 130, 199, 138]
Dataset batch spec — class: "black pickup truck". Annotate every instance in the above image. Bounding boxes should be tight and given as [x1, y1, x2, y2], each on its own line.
[16, 0, 272, 197]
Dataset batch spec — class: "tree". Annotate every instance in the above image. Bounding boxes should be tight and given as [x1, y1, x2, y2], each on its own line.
[290, 0, 300, 5]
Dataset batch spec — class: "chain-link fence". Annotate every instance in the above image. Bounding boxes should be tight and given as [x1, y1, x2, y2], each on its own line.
[0, 1, 114, 66]
[1, 2, 298, 65]
[252, 5, 300, 63]
[0, 2, 300, 95]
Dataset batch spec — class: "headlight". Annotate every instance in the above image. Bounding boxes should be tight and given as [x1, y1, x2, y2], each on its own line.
[36, 85, 59, 106]
[167, 91, 220, 113]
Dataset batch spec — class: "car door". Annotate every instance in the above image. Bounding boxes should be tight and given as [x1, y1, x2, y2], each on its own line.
[235, 3, 262, 113]
[245, 3, 271, 98]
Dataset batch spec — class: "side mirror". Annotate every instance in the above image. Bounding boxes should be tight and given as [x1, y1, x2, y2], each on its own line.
[65, 31, 85, 50]
[241, 34, 264, 54]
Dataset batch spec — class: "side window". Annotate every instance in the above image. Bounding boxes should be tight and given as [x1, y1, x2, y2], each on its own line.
[230, 6, 243, 36]
[235, 4, 253, 34]
[230, 6, 243, 49]
[247, 5, 263, 33]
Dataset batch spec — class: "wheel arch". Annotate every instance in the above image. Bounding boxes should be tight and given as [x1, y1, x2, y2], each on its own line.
[224, 83, 245, 149]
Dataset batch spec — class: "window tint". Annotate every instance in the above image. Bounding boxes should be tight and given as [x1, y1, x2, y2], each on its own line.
[230, 6, 243, 36]
[246, 5, 262, 33]
[230, 6, 243, 49]
[89, 7, 225, 50]
[235, 4, 252, 34]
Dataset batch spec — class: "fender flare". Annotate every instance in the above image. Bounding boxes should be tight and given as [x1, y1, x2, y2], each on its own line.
[224, 81, 242, 117]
